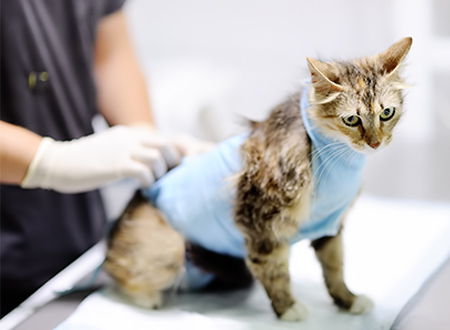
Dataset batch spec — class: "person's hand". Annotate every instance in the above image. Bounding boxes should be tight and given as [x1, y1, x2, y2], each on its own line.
[21, 125, 181, 193]
[171, 134, 216, 157]
[131, 123, 216, 157]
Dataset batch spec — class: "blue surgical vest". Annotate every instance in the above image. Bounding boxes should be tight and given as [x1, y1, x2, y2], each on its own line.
[143, 86, 366, 288]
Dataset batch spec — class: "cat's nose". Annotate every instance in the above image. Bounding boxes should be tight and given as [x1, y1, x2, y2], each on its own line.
[368, 141, 381, 149]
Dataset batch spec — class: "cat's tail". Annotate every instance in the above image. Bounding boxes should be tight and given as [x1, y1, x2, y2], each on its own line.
[186, 243, 254, 291]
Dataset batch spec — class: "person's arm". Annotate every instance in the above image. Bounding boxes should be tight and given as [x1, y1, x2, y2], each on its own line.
[0, 121, 42, 185]
[94, 10, 154, 126]
[93, 10, 216, 156]
[0, 120, 180, 192]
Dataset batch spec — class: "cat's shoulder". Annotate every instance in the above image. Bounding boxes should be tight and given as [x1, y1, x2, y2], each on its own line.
[266, 92, 305, 132]
[240, 91, 312, 185]
[244, 91, 310, 153]
[238, 91, 313, 207]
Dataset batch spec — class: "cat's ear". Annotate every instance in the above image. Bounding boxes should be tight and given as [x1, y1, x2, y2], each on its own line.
[378, 37, 412, 75]
[306, 58, 344, 95]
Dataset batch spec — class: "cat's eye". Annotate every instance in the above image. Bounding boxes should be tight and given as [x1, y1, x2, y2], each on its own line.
[380, 107, 396, 121]
[342, 115, 361, 127]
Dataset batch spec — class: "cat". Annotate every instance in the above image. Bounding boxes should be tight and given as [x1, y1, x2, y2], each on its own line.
[104, 37, 412, 321]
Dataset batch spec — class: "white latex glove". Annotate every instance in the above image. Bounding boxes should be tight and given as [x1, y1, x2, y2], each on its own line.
[171, 134, 216, 157]
[21, 125, 181, 193]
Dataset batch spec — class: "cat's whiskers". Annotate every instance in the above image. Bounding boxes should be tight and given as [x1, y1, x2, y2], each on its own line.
[349, 148, 361, 164]
[312, 145, 348, 183]
[315, 149, 347, 186]
[333, 148, 355, 178]
[313, 147, 356, 210]
[309, 141, 346, 166]
[309, 145, 348, 208]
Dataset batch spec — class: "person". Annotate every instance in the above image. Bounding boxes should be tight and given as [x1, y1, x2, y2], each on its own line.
[0, 0, 211, 317]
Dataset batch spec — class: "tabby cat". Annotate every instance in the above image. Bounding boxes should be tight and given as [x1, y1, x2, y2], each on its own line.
[105, 37, 412, 321]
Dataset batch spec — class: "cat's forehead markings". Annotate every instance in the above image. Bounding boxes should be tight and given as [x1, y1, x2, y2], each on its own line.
[357, 77, 365, 89]
[358, 74, 378, 113]
[364, 75, 374, 88]
[362, 90, 375, 113]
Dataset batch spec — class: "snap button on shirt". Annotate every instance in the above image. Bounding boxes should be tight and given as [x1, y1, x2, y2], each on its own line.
[28, 71, 49, 93]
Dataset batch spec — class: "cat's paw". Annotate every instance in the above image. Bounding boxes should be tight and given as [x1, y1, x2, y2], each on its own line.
[129, 291, 163, 309]
[280, 302, 309, 322]
[349, 295, 374, 314]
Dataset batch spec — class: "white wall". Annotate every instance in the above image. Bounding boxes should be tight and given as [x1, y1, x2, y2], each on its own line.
[124, 0, 450, 202]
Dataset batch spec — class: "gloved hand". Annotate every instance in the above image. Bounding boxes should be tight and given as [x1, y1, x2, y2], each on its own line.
[21, 125, 181, 193]
[128, 122, 216, 158]
[171, 134, 216, 157]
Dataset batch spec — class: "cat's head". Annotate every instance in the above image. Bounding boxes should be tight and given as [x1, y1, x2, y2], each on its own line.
[306, 37, 412, 153]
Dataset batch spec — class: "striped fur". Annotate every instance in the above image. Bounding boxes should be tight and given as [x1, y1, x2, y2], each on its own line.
[104, 37, 412, 320]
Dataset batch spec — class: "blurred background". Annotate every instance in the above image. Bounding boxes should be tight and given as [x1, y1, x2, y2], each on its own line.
[123, 0, 450, 202]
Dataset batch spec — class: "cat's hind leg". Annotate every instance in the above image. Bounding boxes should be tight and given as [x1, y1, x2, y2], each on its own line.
[104, 195, 185, 309]
[311, 229, 374, 314]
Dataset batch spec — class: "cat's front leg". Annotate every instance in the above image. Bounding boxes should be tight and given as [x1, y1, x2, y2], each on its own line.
[245, 238, 308, 321]
[311, 229, 374, 314]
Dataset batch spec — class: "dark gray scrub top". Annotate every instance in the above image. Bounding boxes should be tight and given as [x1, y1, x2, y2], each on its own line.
[0, 0, 125, 316]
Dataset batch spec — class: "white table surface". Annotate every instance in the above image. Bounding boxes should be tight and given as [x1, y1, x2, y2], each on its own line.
[2, 195, 449, 330]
